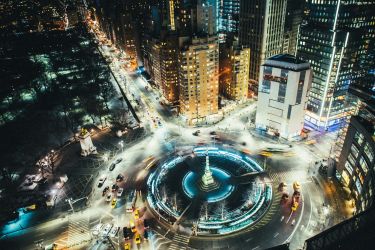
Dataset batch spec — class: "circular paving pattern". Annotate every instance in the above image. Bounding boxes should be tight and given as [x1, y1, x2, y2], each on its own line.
[147, 146, 273, 235]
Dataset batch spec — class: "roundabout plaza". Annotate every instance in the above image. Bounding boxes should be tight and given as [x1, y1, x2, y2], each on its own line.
[147, 146, 273, 236]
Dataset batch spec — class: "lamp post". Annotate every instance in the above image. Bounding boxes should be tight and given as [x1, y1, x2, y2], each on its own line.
[119, 141, 124, 153]
[66, 196, 88, 214]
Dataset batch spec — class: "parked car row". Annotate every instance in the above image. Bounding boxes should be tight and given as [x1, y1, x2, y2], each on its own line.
[92, 223, 120, 238]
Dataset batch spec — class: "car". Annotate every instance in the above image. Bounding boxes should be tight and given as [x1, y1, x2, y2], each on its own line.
[106, 193, 112, 202]
[124, 242, 131, 250]
[109, 163, 116, 171]
[278, 182, 287, 192]
[116, 174, 124, 182]
[281, 193, 289, 203]
[143, 230, 149, 240]
[98, 176, 107, 188]
[109, 226, 119, 237]
[123, 227, 132, 240]
[130, 221, 136, 233]
[293, 181, 301, 192]
[293, 191, 301, 203]
[102, 186, 110, 196]
[92, 223, 103, 236]
[209, 131, 216, 135]
[192, 131, 199, 136]
[102, 223, 113, 236]
[117, 188, 124, 197]
[112, 184, 119, 192]
[134, 233, 141, 244]
[143, 219, 150, 229]
[134, 209, 139, 219]
[115, 158, 123, 164]
[291, 201, 299, 212]
[111, 198, 117, 208]
[44, 243, 58, 250]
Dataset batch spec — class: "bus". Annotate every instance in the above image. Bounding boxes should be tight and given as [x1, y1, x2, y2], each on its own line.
[126, 190, 137, 212]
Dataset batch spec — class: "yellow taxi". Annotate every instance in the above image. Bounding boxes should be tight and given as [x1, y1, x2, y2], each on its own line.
[291, 201, 299, 212]
[134, 209, 139, 219]
[259, 151, 272, 157]
[111, 198, 117, 208]
[135, 233, 141, 244]
[130, 221, 137, 233]
[124, 242, 131, 250]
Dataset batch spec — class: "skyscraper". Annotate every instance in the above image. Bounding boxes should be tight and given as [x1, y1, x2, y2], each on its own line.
[179, 37, 219, 123]
[297, 0, 375, 131]
[220, 41, 250, 101]
[255, 54, 312, 140]
[282, 0, 304, 55]
[239, 0, 287, 84]
[151, 35, 180, 103]
[218, 0, 240, 39]
[196, 0, 217, 36]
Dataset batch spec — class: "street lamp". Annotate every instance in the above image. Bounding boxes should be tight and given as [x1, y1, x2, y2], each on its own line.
[103, 152, 109, 162]
[119, 141, 124, 153]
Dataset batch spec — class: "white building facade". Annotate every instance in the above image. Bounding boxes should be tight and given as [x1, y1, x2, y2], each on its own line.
[255, 54, 312, 140]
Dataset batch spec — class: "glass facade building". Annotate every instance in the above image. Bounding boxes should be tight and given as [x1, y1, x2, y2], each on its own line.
[297, 0, 375, 131]
[336, 102, 375, 214]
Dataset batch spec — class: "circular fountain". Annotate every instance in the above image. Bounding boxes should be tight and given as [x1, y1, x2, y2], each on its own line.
[147, 146, 273, 235]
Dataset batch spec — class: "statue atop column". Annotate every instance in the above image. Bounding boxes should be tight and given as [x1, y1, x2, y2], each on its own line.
[78, 128, 97, 156]
[199, 150, 220, 192]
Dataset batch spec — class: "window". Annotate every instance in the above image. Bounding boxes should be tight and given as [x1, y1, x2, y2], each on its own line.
[354, 131, 364, 145]
[278, 82, 287, 103]
[287, 105, 292, 119]
[359, 156, 369, 174]
[351, 144, 359, 158]
[364, 143, 374, 162]
[296, 71, 305, 104]
[345, 161, 353, 175]
[348, 153, 356, 166]
[260, 80, 271, 93]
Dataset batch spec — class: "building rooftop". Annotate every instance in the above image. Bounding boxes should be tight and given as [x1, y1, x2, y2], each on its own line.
[263, 54, 310, 71]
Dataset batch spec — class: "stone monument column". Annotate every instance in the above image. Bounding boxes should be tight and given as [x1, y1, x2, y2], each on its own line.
[78, 128, 97, 156]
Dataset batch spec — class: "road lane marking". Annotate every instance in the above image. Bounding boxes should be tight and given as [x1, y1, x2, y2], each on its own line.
[305, 185, 313, 233]
[155, 240, 169, 250]
[284, 192, 305, 244]
[163, 229, 170, 237]
[274, 232, 279, 238]
[245, 238, 253, 242]
[286, 211, 293, 224]
[252, 246, 260, 250]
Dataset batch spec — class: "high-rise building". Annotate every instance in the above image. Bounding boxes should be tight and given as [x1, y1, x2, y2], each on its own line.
[335, 100, 374, 214]
[196, 0, 217, 36]
[282, 0, 304, 55]
[297, 0, 375, 131]
[151, 35, 180, 103]
[218, 0, 240, 39]
[239, 0, 287, 84]
[220, 41, 250, 101]
[179, 37, 219, 123]
[255, 54, 311, 140]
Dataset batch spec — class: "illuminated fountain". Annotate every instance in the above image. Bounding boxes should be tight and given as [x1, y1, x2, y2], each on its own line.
[147, 146, 273, 235]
